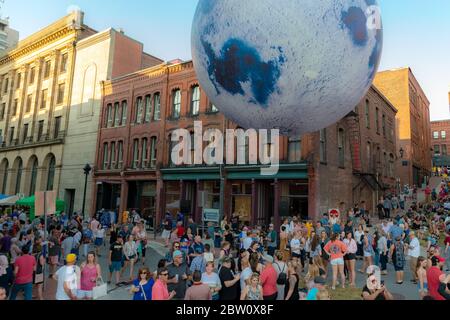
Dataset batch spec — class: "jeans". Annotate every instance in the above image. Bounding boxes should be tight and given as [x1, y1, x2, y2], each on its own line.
[9, 282, 33, 300]
[268, 246, 276, 257]
[374, 250, 380, 266]
[384, 209, 391, 219]
[380, 253, 388, 271]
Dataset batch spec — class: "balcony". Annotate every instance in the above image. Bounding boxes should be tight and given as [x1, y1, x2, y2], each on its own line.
[0, 130, 65, 151]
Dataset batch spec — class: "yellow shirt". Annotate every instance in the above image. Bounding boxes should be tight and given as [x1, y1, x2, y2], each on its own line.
[122, 211, 129, 224]
[306, 222, 313, 237]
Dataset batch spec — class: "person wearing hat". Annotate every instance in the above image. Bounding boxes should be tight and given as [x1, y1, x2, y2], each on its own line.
[167, 250, 191, 300]
[305, 276, 327, 300]
[427, 255, 449, 300]
[260, 254, 277, 300]
[219, 256, 240, 300]
[54, 254, 81, 300]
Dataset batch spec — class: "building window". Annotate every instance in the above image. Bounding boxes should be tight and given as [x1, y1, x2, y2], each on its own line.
[441, 131, 446, 139]
[209, 102, 218, 113]
[338, 128, 345, 168]
[40, 89, 48, 109]
[434, 145, 440, 155]
[46, 156, 55, 191]
[1, 160, 8, 194]
[382, 114, 386, 137]
[134, 97, 143, 124]
[365, 100, 370, 128]
[56, 83, 65, 104]
[12, 99, 18, 116]
[60, 53, 68, 73]
[37, 121, 44, 142]
[15, 73, 21, 90]
[29, 158, 38, 196]
[144, 95, 152, 123]
[433, 131, 438, 139]
[150, 137, 157, 168]
[153, 93, 161, 121]
[0, 103, 5, 120]
[8, 127, 14, 145]
[121, 100, 127, 125]
[54, 116, 61, 139]
[132, 139, 139, 169]
[172, 89, 181, 119]
[288, 138, 301, 163]
[106, 104, 113, 128]
[15, 158, 23, 195]
[375, 108, 379, 134]
[141, 138, 148, 167]
[114, 102, 120, 127]
[43, 60, 51, 79]
[389, 154, 394, 178]
[29, 67, 35, 85]
[117, 141, 123, 169]
[190, 85, 200, 116]
[367, 142, 372, 172]
[22, 124, 28, 144]
[320, 129, 327, 163]
[442, 145, 447, 156]
[110, 142, 116, 169]
[102, 143, 109, 170]
[3, 77, 8, 94]
[383, 152, 388, 177]
[26, 94, 32, 113]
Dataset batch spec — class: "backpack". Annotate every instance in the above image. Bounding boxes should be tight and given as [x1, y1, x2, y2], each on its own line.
[275, 262, 287, 285]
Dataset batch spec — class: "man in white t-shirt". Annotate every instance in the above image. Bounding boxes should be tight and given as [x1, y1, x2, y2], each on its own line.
[54, 254, 80, 300]
[242, 231, 253, 250]
[407, 231, 421, 283]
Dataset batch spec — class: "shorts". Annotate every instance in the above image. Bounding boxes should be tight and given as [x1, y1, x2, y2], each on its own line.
[95, 238, 104, 246]
[364, 251, 373, 258]
[162, 229, 171, 239]
[394, 264, 404, 272]
[292, 252, 301, 258]
[330, 258, 345, 266]
[109, 261, 122, 272]
[49, 255, 59, 265]
[77, 290, 93, 299]
[344, 253, 356, 261]
[124, 254, 136, 261]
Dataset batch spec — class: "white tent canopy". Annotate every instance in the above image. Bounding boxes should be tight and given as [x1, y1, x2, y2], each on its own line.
[0, 195, 20, 206]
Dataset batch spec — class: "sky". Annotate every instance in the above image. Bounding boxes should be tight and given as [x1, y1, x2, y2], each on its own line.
[2, 0, 450, 120]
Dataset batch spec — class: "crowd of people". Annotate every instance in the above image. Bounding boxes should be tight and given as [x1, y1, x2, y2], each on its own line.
[0, 182, 450, 301]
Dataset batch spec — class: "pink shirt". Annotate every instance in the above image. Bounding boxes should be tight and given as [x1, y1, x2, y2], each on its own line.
[15, 254, 36, 284]
[152, 279, 169, 300]
[80, 264, 98, 291]
[324, 240, 348, 260]
[259, 265, 278, 296]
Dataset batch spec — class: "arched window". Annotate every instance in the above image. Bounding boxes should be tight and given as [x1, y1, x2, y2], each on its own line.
[106, 104, 113, 128]
[15, 158, 23, 194]
[172, 89, 181, 119]
[144, 95, 152, 123]
[150, 137, 157, 168]
[366, 142, 372, 172]
[141, 138, 148, 167]
[29, 158, 38, 195]
[190, 85, 200, 116]
[153, 93, 161, 121]
[1, 159, 8, 194]
[135, 97, 143, 124]
[121, 100, 128, 125]
[46, 156, 55, 191]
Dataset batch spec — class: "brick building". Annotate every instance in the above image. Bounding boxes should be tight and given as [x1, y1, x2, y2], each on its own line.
[374, 68, 432, 187]
[93, 61, 398, 226]
[430, 94, 450, 167]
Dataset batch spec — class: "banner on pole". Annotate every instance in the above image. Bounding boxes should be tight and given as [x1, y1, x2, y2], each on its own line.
[35, 191, 57, 216]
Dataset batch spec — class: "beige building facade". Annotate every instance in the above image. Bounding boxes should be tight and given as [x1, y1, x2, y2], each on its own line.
[59, 27, 162, 216]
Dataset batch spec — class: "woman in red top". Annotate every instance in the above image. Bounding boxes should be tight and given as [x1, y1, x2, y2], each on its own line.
[324, 233, 348, 290]
[176, 222, 185, 239]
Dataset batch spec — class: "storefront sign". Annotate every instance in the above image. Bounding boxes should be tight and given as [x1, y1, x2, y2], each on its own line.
[203, 208, 220, 222]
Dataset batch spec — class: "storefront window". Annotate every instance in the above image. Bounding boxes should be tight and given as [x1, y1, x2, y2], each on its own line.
[231, 182, 252, 222]
[165, 181, 180, 215]
[280, 181, 308, 219]
[203, 181, 220, 209]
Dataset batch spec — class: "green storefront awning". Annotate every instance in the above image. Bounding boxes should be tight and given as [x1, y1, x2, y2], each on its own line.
[161, 166, 221, 181]
[227, 170, 308, 180]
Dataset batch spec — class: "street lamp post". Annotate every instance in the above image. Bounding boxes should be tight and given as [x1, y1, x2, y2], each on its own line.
[82, 163, 92, 221]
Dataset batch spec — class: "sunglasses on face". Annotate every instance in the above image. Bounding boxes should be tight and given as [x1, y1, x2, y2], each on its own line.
[140, 272, 148, 275]
[160, 273, 168, 276]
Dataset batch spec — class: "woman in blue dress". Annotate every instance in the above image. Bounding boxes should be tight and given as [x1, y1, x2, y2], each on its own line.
[130, 267, 154, 300]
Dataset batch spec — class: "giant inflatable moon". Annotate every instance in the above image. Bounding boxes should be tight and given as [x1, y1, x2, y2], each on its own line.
[191, 0, 383, 136]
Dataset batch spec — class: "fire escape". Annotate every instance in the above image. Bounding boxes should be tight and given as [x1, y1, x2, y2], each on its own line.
[345, 109, 385, 206]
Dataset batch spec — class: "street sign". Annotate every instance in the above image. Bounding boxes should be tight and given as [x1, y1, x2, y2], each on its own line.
[328, 208, 340, 219]
[202, 208, 220, 223]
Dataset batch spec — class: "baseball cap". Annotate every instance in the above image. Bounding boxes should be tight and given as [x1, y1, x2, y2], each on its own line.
[432, 256, 445, 263]
[173, 250, 183, 259]
[66, 254, 77, 263]
[262, 254, 274, 263]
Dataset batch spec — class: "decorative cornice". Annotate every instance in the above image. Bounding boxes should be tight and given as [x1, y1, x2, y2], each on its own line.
[0, 27, 77, 66]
